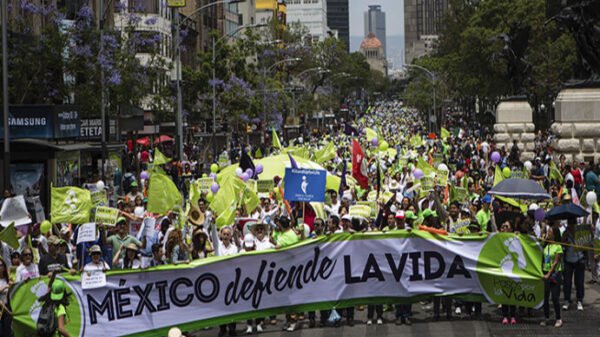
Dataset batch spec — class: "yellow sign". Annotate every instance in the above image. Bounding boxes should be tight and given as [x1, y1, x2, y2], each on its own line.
[167, 0, 186, 7]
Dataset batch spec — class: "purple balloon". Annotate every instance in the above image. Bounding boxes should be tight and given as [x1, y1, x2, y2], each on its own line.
[371, 137, 378, 147]
[140, 171, 149, 180]
[414, 168, 424, 179]
[491, 151, 501, 164]
[241, 172, 249, 182]
[534, 208, 545, 222]
[245, 168, 254, 178]
[210, 182, 220, 194]
[255, 164, 264, 175]
[209, 172, 217, 181]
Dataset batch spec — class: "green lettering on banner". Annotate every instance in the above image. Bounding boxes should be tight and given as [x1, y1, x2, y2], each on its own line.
[90, 190, 107, 206]
[198, 178, 214, 193]
[574, 224, 593, 251]
[94, 206, 119, 225]
[257, 180, 273, 193]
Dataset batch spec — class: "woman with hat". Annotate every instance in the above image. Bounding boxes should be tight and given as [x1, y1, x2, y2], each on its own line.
[83, 245, 110, 272]
[112, 243, 141, 269]
[190, 228, 213, 260]
[251, 222, 274, 251]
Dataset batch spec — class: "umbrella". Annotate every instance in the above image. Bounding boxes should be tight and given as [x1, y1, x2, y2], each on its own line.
[154, 135, 174, 144]
[219, 154, 342, 192]
[545, 203, 589, 221]
[136, 137, 150, 147]
[487, 178, 551, 200]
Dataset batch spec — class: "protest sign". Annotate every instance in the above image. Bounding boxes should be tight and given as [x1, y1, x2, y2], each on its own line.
[0, 195, 31, 227]
[398, 157, 408, 170]
[10, 232, 544, 337]
[247, 179, 258, 193]
[436, 170, 449, 187]
[283, 168, 326, 202]
[420, 176, 434, 192]
[451, 218, 472, 235]
[94, 206, 119, 225]
[348, 204, 371, 219]
[432, 153, 443, 167]
[136, 217, 156, 242]
[76, 223, 97, 244]
[357, 201, 377, 218]
[198, 178, 214, 193]
[257, 180, 274, 193]
[31, 196, 46, 223]
[574, 224, 593, 251]
[82, 271, 107, 290]
[90, 190, 107, 207]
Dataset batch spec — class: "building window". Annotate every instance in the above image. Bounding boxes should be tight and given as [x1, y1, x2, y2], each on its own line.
[128, 0, 159, 14]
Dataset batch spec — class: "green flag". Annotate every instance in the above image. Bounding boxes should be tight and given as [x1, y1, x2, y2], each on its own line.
[272, 129, 282, 149]
[365, 128, 377, 142]
[210, 175, 260, 228]
[417, 156, 435, 177]
[314, 142, 336, 164]
[549, 160, 563, 185]
[189, 180, 202, 208]
[441, 127, 450, 141]
[410, 134, 422, 149]
[494, 165, 504, 187]
[0, 222, 19, 249]
[51, 186, 92, 224]
[147, 172, 182, 215]
[154, 148, 171, 166]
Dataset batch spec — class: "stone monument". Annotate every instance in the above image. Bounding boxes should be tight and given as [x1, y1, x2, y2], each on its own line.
[548, 0, 600, 162]
[492, 22, 536, 160]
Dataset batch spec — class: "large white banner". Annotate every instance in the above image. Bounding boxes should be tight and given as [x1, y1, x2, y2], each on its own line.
[11, 232, 544, 337]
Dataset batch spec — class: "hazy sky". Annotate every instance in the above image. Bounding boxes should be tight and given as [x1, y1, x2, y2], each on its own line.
[349, 0, 404, 37]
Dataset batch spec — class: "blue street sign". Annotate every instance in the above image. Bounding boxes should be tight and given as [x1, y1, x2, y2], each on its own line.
[284, 168, 327, 202]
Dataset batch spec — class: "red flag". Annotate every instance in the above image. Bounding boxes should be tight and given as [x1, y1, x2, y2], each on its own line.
[352, 139, 369, 189]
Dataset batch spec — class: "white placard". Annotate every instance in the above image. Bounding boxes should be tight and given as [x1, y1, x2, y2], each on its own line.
[81, 270, 107, 290]
[0, 195, 31, 227]
[76, 223, 97, 244]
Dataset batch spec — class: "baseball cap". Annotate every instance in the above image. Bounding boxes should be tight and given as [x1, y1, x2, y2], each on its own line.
[130, 181, 138, 187]
[395, 211, 405, 219]
[422, 209, 433, 218]
[51, 280, 66, 301]
[404, 211, 418, 220]
[243, 233, 255, 248]
[341, 214, 352, 222]
[117, 217, 127, 225]
[481, 194, 492, 204]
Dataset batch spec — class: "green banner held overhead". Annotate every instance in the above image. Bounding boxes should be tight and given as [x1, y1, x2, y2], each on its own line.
[51, 186, 92, 224]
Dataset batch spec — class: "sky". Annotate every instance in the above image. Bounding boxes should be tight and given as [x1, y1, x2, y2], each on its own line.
[349, 0, 404, 37]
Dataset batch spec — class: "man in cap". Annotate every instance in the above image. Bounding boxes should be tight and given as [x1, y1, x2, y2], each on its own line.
[125, 181, 143, 204]
[38, 236, 69, 276]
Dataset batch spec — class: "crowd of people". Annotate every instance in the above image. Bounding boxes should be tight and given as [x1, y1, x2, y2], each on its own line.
[1, 101, 599, 337]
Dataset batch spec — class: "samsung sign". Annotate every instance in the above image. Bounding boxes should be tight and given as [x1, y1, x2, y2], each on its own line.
[0, 105, 81, 139]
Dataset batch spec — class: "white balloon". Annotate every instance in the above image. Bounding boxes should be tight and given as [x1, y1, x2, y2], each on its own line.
[438, 163, 449, 171]
[96, 180, 105, 190]
[524, 161, 533, 171]
[235, 167, 243, 177]
[586, 191, 597, 206]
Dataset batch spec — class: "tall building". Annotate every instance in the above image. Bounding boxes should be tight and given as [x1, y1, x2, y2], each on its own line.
[404, 0, 449, 64]
[360, 32, 387, 76]
[364, 5, 386, 57]
[326, 0, 349, 51]
[286, 0, 330, 42]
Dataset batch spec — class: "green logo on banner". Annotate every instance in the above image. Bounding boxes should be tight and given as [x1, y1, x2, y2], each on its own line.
[11, 278, 83, 337]
[476, 233, 544, 308]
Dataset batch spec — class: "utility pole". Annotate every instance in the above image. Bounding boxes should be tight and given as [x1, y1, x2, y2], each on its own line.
[2, 0, 10, 190]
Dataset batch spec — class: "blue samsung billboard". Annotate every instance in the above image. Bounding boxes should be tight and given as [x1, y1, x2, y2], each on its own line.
[0, 105, 80, 139]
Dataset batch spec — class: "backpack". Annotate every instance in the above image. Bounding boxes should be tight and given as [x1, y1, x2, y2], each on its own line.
[36, 301, 57, 337]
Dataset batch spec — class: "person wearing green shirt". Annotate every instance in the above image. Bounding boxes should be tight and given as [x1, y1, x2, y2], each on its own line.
[275, 217, 299, 249]
[476, 195, 492, 232]
[105, 218, 145, 259]
[541, 226, 563, 328]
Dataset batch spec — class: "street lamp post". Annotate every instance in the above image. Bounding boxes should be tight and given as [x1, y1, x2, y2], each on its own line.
[261, 58, 301, 143]
[171, 0, 246, 162]
[2, 0, 9, 189]
[211, 23, 266, 160]
[404, 64, 436, 133]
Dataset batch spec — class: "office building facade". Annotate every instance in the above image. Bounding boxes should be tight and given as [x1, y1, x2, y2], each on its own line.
[404, 0, 449, 64]
[364, 5, 386, 57]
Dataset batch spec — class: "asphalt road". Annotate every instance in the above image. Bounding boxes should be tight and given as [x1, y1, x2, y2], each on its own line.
[188, 276, 600, 337]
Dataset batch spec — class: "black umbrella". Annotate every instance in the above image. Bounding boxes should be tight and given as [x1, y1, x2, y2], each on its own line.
[545, 203, 589, 220]
[488, 178, 551, 200]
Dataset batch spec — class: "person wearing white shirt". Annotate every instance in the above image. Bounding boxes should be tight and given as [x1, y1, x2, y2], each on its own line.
[252, 223, 274, 251]
[15, 247, 39, 282]
[217, 226, 238, 336]
[83, 245, 110, 272]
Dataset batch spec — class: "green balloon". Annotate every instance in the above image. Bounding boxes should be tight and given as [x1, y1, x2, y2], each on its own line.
[206, 193, 214, 202]
[210, 163, 219, 173]
[40, 220, 52, 234]
[202, 173, 208, 178]
[502, 167, 511, 178]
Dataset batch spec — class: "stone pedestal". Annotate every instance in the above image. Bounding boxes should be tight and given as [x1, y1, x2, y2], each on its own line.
[551, 88, 600, 162]
[493, 99, 535, 160]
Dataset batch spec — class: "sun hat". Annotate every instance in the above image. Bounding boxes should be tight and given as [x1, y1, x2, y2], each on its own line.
[89, 245, 102, 255]
[125, 243, 139, 252]
[51, 280, 66, 301]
